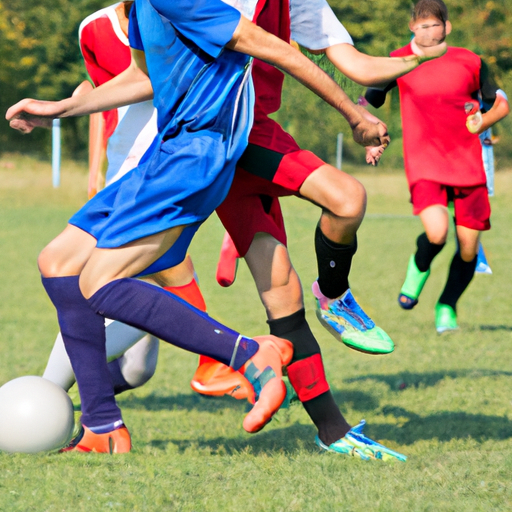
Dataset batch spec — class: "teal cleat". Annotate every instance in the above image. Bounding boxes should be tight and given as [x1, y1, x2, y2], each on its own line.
[435, 303, 458, 333]
[312, 281, 394, 355]
[316, 420, 407, 461]
[398, 255, 430, 310]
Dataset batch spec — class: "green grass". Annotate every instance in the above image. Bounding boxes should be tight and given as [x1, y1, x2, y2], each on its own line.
[0, 153, 511, 511]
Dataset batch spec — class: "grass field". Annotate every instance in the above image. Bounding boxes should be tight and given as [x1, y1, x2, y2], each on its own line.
[0, 153, 511, 511]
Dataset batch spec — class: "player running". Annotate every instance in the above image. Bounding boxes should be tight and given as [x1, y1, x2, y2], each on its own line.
[192, 0, 444, 458]
[42, 1, 208, 397]
[364, 0, 509, 333]
[8, 0, 389, 453]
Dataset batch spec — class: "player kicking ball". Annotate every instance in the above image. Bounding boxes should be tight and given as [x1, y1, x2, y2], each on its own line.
[365, 0, 509, 333]
[7, 0, 394, 454]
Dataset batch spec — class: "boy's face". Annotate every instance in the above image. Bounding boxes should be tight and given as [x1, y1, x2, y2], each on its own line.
[409, 16, 451, 47]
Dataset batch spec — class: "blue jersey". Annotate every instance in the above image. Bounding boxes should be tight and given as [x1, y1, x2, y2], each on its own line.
[129, 0, 249, 140]
[70, 0, 255, 274]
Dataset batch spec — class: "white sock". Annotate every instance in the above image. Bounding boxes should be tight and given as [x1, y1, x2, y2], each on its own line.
[118, 335, 159, 388]
[43, 319, 156, 390]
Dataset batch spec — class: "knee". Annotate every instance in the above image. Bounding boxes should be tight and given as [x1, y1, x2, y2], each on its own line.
[425, 230, 448, 246]
[38, 243, 66, 277]
[325, 180, 367, 220]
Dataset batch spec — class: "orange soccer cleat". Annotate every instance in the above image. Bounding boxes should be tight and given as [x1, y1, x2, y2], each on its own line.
[60, 425, 131, 454]
[190, 359, 253, 401]
[241, 335, 293, 434]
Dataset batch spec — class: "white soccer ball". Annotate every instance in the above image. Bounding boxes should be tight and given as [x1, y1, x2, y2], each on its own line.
[0, 376, 74, 453]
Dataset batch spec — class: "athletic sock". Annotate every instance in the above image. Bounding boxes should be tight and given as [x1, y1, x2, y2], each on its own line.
[415, 232, 445, 272]
[315, 224, 357, 299]
[164, 279, 213, 367]
[268, 309, 350, 445]
[87, 278, 258, 370]
[438, 252, 477, 310]
[41, 276, 122, 429]
[164, 278, 206, 312]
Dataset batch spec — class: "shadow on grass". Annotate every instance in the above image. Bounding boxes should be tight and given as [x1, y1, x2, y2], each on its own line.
[120, 391, 246, 413]
[479, 324, 512, 332]
[345, 369, 512, 391]
[149, 423, 320, 455]
[371, 407, 512, 445]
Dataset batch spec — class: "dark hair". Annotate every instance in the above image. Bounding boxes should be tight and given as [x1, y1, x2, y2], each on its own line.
[412, 0, 449, 23]
[124, 1, 134, 18]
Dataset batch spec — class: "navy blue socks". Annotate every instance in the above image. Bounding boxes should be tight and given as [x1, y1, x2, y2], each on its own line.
[87, 278, 258, 369]
[41, 276, 122, 429]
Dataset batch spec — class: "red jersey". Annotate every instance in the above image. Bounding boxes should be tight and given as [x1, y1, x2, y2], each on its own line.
[79, 5, 132, 142]
[250, 0, 300, 152]
[391, 45, 486, 188]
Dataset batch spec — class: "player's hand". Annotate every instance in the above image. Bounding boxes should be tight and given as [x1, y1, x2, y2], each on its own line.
[365, 145, 386, 166]
[350, 106, 390, 149]
[411, 37, 447, 63]
[6, 98, 65, 134]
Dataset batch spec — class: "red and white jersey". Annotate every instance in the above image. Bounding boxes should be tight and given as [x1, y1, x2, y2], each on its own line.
[79, 3, 157, 185]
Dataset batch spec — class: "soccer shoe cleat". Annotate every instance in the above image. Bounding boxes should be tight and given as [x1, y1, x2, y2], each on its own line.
[190, 360, 252, 401]
[216, 232, 240, 287]
[312, 281, 394, 355]
[316, 420, 406, 462]
[398, 255, 430, 310]
[60, 425, 131, 454]
[435, 303, 458, 333]
[475, 242, 492, 275]
[241, 335, 293, 433]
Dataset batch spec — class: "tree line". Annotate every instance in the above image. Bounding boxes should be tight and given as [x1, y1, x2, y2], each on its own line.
[1, 0, 511, 167]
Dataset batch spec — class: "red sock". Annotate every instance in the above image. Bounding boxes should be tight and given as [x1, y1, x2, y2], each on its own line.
[164, 280, 213, 366]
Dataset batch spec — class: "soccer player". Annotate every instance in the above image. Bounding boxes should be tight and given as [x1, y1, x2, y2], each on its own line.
[8, 0, 390, 453]
[365, 0, 509, 333]
[192, 0, 445, 458]
[42, 1, 207, 396]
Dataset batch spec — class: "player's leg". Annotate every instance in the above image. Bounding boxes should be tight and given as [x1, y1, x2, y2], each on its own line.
[398, 181, 449, 309]
[247, 234, 404, 458]
[41, 226, 292, 450]
[299, 163, 394, 355]
[435, 185, 490, 333]
[398, 204, 449, 309]
[435, 226, 479, 333]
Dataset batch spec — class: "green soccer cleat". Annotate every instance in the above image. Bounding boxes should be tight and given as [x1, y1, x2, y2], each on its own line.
[313, 281, 394, 355]
[398, 255, 430, 310]
[435, 303, 458, 333]
[316, 420, 407, 462]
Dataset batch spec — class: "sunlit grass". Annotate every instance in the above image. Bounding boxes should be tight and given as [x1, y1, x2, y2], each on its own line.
[0, 153, 511, 511]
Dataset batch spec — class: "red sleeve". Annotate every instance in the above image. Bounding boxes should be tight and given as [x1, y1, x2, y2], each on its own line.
[80, 15, 132, 141]
[79, 16, 131, 87]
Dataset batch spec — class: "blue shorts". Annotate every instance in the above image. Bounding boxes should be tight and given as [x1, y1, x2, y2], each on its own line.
[70, 131, 239, 275]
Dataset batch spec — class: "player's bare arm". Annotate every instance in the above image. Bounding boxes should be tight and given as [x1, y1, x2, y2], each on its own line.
[322, 42, 446, 89]
[228, 16, 389, 148]
[7, 50, 152, 134]
[478, 93, 510, 133]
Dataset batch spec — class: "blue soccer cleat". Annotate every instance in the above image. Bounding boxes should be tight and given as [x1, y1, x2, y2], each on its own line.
[316, 420, 407, 462]
[312, 281, 394, 355]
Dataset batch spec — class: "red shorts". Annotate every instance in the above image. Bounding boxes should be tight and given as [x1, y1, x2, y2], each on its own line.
[410, 180, 491, 231]
[216, 145, 325, 256]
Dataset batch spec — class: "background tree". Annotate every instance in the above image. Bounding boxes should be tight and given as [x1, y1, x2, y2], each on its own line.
[1, 0, 511, 166]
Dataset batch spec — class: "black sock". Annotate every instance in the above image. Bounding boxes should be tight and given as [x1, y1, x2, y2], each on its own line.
[267, 308, 319, 363]
[268, 309, 350, 444]
[438, 252, 477, 310]
[414, 233, 445, 272]
[315, 224, 357, 299]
